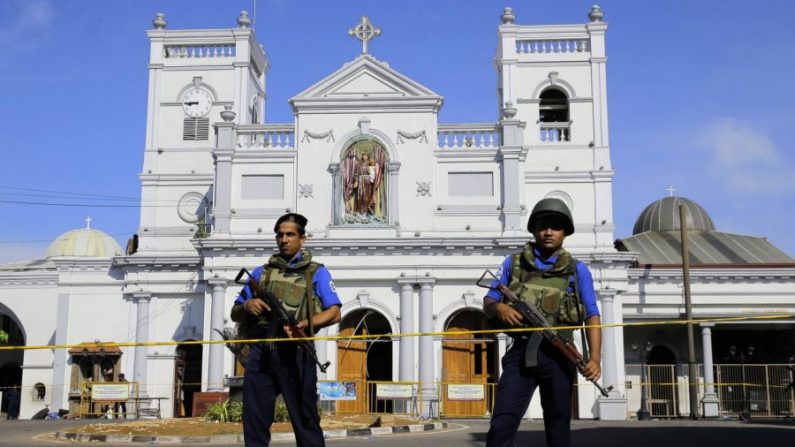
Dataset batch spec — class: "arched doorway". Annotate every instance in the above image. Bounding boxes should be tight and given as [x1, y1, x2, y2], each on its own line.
[441, 309, 498, 417]
[0, 312, 25, 416]
[336, 309, 392, 413]
[173, 343, 202, 417]
[647, 345, 677, 417]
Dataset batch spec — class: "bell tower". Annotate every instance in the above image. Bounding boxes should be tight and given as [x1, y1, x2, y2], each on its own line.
[495, 5, 614, 249]
[138, 11, 268, 253]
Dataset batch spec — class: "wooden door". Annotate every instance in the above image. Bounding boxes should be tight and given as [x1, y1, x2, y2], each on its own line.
[336, 324, 367, 413]
[442, 311, 491, 417]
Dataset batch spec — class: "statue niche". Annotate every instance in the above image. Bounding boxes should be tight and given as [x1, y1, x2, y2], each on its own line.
[341, 139, 388, 224]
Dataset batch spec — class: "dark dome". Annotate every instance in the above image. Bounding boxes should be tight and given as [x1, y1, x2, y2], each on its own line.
[633, 196, 715, 235]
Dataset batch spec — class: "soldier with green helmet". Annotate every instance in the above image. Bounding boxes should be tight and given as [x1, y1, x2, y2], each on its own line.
[231, 213, 341, 447]
[484, 198, 602, 447]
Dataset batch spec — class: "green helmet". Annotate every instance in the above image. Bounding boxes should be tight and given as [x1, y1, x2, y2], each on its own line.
[527, 198, 574, 235]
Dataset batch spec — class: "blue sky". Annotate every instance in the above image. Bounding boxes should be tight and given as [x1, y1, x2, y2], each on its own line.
[1, 0, 793, 262]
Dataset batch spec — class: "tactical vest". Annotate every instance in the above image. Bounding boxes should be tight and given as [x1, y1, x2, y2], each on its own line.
[508, 243, 584, 343]
[239, 250, 323, 339]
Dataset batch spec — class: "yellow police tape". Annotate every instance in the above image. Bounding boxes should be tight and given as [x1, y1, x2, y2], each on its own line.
[0, 313, 793, 352]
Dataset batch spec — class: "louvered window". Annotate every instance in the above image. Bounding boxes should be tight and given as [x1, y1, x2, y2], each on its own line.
[183, 118, 209, 141]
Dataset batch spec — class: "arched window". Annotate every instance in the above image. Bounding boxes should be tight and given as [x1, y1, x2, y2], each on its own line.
[539, 88, 570, 142]
[340, 139, 389, 225]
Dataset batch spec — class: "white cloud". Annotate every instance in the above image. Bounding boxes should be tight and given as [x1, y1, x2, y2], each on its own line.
[694, 117, 794, 194]
[0, 0, 55, 52]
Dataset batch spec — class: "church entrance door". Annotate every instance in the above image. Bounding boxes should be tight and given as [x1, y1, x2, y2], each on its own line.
[441, 310, 497, 417]
[173, 343, 202, 417]
[336, 309, 392, 414]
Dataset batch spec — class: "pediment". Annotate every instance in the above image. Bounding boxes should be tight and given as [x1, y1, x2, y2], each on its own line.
[290, 54, 443, 112]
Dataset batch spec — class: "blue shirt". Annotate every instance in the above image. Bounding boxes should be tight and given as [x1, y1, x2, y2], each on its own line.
[234, 254, 341, 309]
[484, 248, 600, 319]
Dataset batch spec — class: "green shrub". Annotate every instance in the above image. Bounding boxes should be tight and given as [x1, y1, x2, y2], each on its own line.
[0, 330, 8, 344]
[274, 401, 290, 422]
[204, 399, 242, 423]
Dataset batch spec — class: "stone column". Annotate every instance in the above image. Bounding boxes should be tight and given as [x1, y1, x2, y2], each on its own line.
[596, 289, 628, 420]
[417, 278, 436, 417]
[50, 293, 70, 411]
[398, 280, 415, 382]
[315, 327, 328, 378]
[498, 104, 527, 234]
[328, 163, 340, 225]
[700, 323, 720, 417]
[212, 110, 237, 234]
[207, 280, 228, 392]
[133, 294, 152, 396]
[387, 162, 401, 226]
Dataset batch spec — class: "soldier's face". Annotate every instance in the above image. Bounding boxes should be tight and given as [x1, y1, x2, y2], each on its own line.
[533, 215, 566, 253]
[275, 222, 306, 259]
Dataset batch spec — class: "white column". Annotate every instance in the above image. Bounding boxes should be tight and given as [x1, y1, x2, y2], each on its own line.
[700, 323, 720, 417]
[213, 116, 237, 234]
[417, 279, 436, 417]
[50, 293, 70, 411]
[387, 162, 401, 226]
[133, 294, 152, 396]
[596, 289, 627, 420]
[327, 163, 340, 225]
[207, 280, 227, 391]
[498, 108, 527, 234]
[398, 280, 415, 381]
[315, 327, 328, 378]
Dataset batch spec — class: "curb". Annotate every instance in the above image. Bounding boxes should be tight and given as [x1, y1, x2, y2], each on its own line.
[55, 422, 448, 444]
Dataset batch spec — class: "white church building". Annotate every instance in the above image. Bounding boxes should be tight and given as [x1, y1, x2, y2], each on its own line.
[1, 6, 793, 421]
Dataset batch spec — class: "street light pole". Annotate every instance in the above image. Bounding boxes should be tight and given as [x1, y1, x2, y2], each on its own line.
[634, 341, 652, 421]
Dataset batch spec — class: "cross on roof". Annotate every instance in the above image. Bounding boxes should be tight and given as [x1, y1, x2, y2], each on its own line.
[348, 16, 381, 54]
[85, 216, 92, 229]
[666, 185, 676, 197]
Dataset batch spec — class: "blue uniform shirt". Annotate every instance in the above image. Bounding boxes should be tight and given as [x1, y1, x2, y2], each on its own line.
[234, 253, 341, 309]
[484, 247, 600, 319]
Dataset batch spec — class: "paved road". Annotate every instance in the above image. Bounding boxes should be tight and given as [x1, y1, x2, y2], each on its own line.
[2, 418, 794, 446]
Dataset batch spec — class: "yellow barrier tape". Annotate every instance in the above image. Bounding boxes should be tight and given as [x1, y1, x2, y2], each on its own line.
[1, 313, 794, 352]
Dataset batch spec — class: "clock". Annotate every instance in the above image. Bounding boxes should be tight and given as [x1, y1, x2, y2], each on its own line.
[181, 88, 213, 118]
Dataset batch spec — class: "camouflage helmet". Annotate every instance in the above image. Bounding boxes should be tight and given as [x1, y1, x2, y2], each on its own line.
[526, 198, 574, 235]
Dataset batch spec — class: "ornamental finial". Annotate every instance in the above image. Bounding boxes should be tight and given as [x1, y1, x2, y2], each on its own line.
[588, 5, 604, 22]
[348, 16, 382, 54]
[237, 10, 252, 28]
[152, 12, 167, 30]
[501, 7, 516, 24]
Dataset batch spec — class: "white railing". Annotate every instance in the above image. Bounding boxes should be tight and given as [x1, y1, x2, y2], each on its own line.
[539, 122, 571, 143]
[236, 124, 295, 149]
[438, 124, 501, 149]
[164, 44, 236, 59]
[516, 39, 590, 54]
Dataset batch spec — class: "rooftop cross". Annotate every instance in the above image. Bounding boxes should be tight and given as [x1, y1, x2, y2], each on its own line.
[85, 216, 92, 229]
[348, 16, 381, 54]
[666, 185, 676, 197]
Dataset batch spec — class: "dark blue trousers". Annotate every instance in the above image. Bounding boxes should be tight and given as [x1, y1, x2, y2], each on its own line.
[243, 343, 325, 447]
[486, 339, 576, 447]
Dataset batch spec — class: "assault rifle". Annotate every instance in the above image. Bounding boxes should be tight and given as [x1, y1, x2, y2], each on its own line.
[234, 268, 331, 373]
[477, 270, 613, 397]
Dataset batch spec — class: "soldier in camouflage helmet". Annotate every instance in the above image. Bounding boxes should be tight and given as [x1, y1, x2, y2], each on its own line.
[231, 213, 341, 447]
[484, 198, 603, 447]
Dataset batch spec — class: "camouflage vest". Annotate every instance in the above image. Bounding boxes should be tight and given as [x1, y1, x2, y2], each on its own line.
[239, 249, 323, 339]
[508, 243, 584, 342]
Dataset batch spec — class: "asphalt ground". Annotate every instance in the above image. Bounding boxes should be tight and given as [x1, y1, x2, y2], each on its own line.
[1, 418, 794, 446]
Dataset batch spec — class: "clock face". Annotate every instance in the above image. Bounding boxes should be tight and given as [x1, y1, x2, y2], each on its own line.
[182, 88, 212, 118]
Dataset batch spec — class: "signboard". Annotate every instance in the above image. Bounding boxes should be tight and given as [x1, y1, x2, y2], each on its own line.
[447, 384, 484, 401]
[375, 383, 413, 400]
[318, 381, 357, 401]
[91, 384, 130, 401]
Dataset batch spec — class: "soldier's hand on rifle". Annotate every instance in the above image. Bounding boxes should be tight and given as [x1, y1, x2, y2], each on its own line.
[582, 357, 602, 381]
[243, 298, 271, 316]
[494, 302, 524, 327]
[283, 320, 308, 338]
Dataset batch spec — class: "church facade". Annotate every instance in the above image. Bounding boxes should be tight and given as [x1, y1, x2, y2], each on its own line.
[2, 6, 793, 421]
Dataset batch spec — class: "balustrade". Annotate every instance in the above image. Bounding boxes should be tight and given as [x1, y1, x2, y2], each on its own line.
[236, 125, 295, 149]
[437, 124, 501, 149]
[539, 122, 571, 143]
[516, 39, 590, 54]
[164, 44, 236, 59]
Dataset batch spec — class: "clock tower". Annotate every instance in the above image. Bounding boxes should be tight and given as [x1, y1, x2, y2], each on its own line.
[138, 11, 268, 254]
